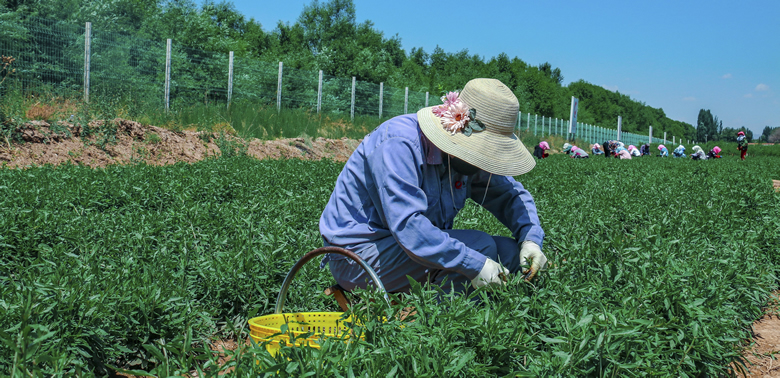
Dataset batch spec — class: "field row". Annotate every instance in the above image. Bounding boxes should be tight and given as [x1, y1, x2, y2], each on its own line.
[1, 155, 779, 376]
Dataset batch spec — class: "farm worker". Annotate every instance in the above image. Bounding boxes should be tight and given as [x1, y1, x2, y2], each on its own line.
[319, 78, 547, 294]
[591, 144, 604, 155]
[690, 145, 707, 160]
[617, 149, 632, 159]
[673, 145, 686, 158]
[628, 145, 641, 157]
[708, 146, 722, 159]
[563, 143, 589, 158]
[602, 140, 616, 158]
[533, 141, 550, 159]
[640, 143, 650, 156]
[657, 144, 669, 157]
[737, 131, 748, 160]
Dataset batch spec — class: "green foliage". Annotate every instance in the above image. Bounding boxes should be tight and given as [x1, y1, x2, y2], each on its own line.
[1, 0, 696, 139]
[214, 132, 247, 158]
[1, 155, 778, 375]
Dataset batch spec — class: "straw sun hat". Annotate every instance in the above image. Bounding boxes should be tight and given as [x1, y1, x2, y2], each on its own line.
[417, 78, 535, 176]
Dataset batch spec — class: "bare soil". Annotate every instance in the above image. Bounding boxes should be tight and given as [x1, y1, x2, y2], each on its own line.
[0, 118, 360, 168]
[736, 292, 780, 377]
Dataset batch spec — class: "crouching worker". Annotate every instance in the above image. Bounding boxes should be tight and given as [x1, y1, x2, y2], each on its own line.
[592, 144, 604, 155]
[673, 145, 686, 158]
[658, 144, 669, 157]
[708, 146, 722, 159]
[690, 145, 707, 160]
[533, 141, 550, 159]
[319, 79, 547, 295]
[563, 143, 589, 158]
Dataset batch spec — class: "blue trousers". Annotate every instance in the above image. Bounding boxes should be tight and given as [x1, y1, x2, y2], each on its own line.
[324, 229, 521, 294]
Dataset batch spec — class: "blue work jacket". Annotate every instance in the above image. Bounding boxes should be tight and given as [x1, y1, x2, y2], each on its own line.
[319, 114, 544, 280]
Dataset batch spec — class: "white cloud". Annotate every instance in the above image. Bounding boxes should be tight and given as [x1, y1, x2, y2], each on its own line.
[744, 93, 753, 98]
[683, 97, 696, 101]
[756, 83, 770, 91]
[722, 73, 732, 79]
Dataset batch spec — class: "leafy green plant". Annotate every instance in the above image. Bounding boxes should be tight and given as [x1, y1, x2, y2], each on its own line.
[0, 155, 778, 376]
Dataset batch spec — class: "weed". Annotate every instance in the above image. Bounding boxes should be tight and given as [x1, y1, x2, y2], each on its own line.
[146, 132, 161, 145]
[24, 102, 56, 121]
[214, 132, 247, 158]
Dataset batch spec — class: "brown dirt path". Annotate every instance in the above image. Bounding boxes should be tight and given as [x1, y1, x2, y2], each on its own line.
[0, 118, 360, 168]
[736, 292, 780, 377]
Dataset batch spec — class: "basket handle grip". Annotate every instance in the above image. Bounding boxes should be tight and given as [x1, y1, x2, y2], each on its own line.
[274, 246, 390, 314]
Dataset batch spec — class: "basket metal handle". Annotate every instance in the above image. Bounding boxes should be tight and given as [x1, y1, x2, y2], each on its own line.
[274, 246, 390, 314]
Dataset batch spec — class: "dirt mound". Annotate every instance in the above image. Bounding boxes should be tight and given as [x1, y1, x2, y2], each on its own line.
[0, 118, 361, 168]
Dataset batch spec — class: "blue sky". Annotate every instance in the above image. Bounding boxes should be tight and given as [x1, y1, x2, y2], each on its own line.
[230, 0, 779, 135]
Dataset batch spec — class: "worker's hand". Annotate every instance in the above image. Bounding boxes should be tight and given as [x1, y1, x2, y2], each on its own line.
[519, 241, 547, 281]
[471, 258, 510, 289]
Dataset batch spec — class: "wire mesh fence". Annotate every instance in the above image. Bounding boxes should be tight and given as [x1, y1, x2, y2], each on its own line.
[0, 16, 686, 145]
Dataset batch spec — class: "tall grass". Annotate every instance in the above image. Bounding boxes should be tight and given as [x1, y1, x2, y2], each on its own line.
[0, 89, 395, 141]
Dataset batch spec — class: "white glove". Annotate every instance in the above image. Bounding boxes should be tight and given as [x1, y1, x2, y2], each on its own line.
[519, 241, 547, 281]
[471, 258, 510, 289]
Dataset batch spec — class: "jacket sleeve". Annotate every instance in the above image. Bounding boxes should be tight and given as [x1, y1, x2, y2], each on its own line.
[469, 172, 545, 249]
[367, 137, 487, 279]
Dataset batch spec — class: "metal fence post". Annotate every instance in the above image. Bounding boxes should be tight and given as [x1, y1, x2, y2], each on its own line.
[518, 111, 522, 131]
[425, 92, 429, 107]
[542, 116, 545, 136]
[276, 61, 283, 113]
[664, 132, 667, 144]
[648, 126, 652, 144]
[379, 82, 383, 118]
[227, 51, 233, 109]
[164, 39, 172, 113]
[316, 70, 323, 113]
[534, 114, 537, 135]
[350, 77, 355, 121]
[83, 22, 91, 103]
[527, 113, 530, 131]
[404, 87, 408, 114]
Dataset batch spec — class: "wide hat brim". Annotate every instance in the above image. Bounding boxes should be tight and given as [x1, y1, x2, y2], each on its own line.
[417, 106, 536, 177]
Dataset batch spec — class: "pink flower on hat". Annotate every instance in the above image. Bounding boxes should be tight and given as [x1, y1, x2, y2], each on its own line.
[440, 99, 470, 135]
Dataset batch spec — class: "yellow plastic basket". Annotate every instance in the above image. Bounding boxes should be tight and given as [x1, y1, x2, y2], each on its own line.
[248, 247, 389, 356]
[248, 312, 354, 355]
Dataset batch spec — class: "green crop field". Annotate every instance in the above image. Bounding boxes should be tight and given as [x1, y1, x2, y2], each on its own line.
[1, 154, 779, 376]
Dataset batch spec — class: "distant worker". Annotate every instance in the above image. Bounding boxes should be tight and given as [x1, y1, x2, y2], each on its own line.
[533, 141, 550, 159]
[657, 144, 669, 157]
[614, 145, 628, 157]
[617, 148, 632, 159]
[737, 131, 748, 160]
[707, 146, 722, 159]
[690, 145, 707, 160]
[628, 145, 641, 157]
[602, 140, 615, 158]
[592, 143, 604, 155]
[673, 145, 686, 158]
[640, 143, 650, 156]
[563, 143, 589, 158]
